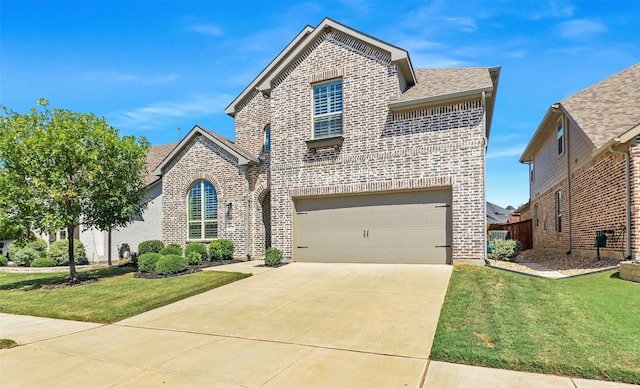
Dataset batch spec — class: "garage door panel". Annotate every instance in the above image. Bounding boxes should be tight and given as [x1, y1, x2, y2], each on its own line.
[294, 190, 451, 264]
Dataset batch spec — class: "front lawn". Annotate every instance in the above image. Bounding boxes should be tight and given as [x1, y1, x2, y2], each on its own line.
[0, 267, 251, 323]
[431, 265, 640, 384]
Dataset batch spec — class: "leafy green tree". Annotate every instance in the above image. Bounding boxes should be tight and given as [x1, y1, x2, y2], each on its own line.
[0, 99, 150, 281]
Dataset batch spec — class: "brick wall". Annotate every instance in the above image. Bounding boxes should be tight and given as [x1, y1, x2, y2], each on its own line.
[234, 30, 487, 262]
[161, 135, 250, 257]
[531, 150, 632, 259]
[630, 136, 639, 260]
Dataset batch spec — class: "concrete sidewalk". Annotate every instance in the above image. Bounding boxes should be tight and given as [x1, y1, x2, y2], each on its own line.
[0, 261, 636, 387]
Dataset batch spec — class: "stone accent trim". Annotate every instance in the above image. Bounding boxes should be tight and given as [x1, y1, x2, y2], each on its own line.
[272, 140, 483, 171]
[620, 261, 640, 283]
[308, 68, 345, 83]
[392, 101, 483, 121]
[290, 178, 452, 198]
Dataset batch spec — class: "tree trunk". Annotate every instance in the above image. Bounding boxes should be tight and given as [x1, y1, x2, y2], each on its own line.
[68, 225, 77, 282]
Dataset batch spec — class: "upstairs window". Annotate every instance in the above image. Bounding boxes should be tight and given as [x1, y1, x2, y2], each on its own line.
[263, 124, 271, 152]
[530, 159, 535, 183]
[188, 180, 218, 240]
[313, 79, 342, 138]
[557, 118, 564, 155]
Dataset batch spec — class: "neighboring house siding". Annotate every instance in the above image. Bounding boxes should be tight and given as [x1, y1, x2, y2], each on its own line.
[530, 115, 567, 199]
[161, 136, 249, 255]
[253, 32, 487, 261]
[531, 180, 567, 250]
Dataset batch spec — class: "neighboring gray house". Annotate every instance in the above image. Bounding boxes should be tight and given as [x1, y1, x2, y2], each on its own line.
[152, 18, 500, 264]
[520, 63, 640, 260]
[79, 143, 176, 262]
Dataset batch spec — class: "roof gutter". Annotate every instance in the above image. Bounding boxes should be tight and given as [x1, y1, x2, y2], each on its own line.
[388, 87, 493, 113]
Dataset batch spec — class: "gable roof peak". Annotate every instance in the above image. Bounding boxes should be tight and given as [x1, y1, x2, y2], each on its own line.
[225, 18, 416, 117]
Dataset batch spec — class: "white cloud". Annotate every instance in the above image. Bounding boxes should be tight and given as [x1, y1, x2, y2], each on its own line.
[445, 16, 477, 32]
[190, 24, 223, 37]
[110, 94, 232, 131]
[487, 144, 527, 160]
[559, 19, 606, 39]
[530, 2, 575, 20]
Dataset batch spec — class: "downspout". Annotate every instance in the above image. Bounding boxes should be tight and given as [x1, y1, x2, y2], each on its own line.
[609, 145, 632, 260]
[482, 91, 488, 263]
[244, 164, 256, 261]
[552, 105, 572, 253]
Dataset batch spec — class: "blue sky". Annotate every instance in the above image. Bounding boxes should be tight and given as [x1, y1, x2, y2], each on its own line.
[1, 0, 639, 208]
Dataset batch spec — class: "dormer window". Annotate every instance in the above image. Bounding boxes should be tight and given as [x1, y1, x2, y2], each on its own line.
[313, 79, 342, 138]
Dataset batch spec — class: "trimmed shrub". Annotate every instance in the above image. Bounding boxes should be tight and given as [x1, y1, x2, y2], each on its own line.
[8, 241, 25, 259]
[27, 238, 48, 257]
[155, 254, 188, 275]
[219, 240, 234, 259]
[185, 242, 208, 260]
[492, 239, 522, 262]
[138, 240, 164, 255]
[130, 252, 139, 264]
[138, 253, 162, 272]
[0, 255, 8, 266]
[186, 251, 203, 265]
[209, 239, 235, 261]
[48, 239, 88, 266]
[159, 243, 183, 256]
[264, 247, 283, 267]
[12, 247, 40, 266]
[31, 257, 55, 267]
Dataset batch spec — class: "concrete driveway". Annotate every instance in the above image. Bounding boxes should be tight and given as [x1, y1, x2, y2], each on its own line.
[0, 262, 452, 387]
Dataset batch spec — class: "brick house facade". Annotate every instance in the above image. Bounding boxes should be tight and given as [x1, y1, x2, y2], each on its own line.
[520, 63, 640, 260]
[154, 18, 500, 264]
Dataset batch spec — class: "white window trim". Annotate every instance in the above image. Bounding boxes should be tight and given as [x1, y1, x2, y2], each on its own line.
[311, 79, 343, 139]
[187, 180, 218, 240]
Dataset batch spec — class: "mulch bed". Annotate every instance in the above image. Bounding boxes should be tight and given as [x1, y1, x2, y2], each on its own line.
[134, 259, 242, 279]
[41, 278, 99, 289]
[489, 249, 620, 276]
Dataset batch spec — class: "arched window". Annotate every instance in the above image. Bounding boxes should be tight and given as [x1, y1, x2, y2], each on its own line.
[188, 180, 218, 239]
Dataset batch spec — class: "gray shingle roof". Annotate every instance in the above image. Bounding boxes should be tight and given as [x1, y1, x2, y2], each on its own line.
[145, 143, 177, 185]
[561, 62, 640, 149]
[397, 68, 494, 102]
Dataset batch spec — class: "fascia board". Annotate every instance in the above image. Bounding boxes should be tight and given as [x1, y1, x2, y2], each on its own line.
[519, 108, 557, 163]
[152, 126, 201, 176]
[591, 122, 640, 157]
[389, 87, 493, 114]
[225, 25, 315, 117]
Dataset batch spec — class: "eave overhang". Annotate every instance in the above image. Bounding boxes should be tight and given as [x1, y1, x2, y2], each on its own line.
[152, 125, 259, 176]
[225, 18, 417, 117]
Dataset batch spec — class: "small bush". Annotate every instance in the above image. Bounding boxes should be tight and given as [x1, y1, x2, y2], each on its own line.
[186, 251, 203, 265]
[264, 247, 283, 267]
[130, 252, 139, 264]
[30, 257, 55, 267]
[209, 240, 222, 261]
[155, 254, 188, 275]
[12, 247, 40, 266]
[0, 255, 8, 266]
[138, 253, 162, 272]
[220, 240, 234, 259]
[27, 238, 48, 257]
[492, 239, 522, 261]
[48, 239, 88, 266]
[159, 243, 183, 256]
[185, 242, 208, 260]
[138, 240, 164, 255]
[7, 241, 25, 259]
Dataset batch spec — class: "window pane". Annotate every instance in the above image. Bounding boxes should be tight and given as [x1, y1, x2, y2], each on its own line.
[314, 114, 342, 138]
[203, 181, 217, 220]
[189, 222, 202, 239]
[264, 125, 271, 152]
[313, 80, 342, 116]
[188, 183, 202, 221]
[204, 221, 218, 239]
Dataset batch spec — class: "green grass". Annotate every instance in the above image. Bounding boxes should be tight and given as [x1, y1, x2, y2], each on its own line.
[431, 265, 640, 384]
[0, 339, 19, 349]
[0, 267, 251, 323]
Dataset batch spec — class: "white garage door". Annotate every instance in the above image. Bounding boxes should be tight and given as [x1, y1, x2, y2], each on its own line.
[293, 190, 451, 264]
